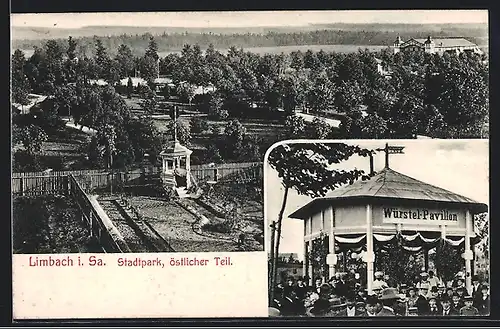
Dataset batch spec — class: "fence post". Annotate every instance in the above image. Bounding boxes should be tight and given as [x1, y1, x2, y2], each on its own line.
[89, 210, 94, 237]
[20, 177, 25, 196]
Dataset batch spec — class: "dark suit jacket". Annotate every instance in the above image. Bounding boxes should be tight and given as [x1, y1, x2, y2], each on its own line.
[441, 308, 460, 316]
[337, 307, 367, 317]
[377, 307, 395, 316]
[476, 295, 490, 315]
[280, 296, 302, 316]
[416, 296, 430, 316]
[428, 305, 443, 316]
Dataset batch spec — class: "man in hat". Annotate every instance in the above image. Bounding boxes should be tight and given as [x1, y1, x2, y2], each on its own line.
[377, 288, 400, 316]
[475, 283, 490, 315]
[399, 284, 408, 297]
[440, 297, 459, 316]
[373, 271, 388, 292]
[471, 275, 481, 298]
[429, 286, 439, 299]
[428, 296, 442, 316]
[438, 283, 447, 299]
[417, 272, 430, 290]
[295, 277, 308, 302]
[365, 295, 380, 317]
[416, 283, 430, 316]
[445, 287, 454, 300]
[384, 273, 397, 288]
[427, 270, 440, 289]
[451, 292, 464, 312]
[338, 293, 366, 317]
[307, 284, 333, 317]
[406, 286, 418, 309]
[314, 277, 323, 294]
[460, 295, 479, 316]
[280, 286, 302, 316]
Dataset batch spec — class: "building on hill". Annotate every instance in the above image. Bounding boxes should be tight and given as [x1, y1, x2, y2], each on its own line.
[393, 35, 482, 55]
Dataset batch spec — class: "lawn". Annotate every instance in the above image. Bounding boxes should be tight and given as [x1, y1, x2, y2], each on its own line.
[12, 195, 101, 253]
[127, 196, 241, 252]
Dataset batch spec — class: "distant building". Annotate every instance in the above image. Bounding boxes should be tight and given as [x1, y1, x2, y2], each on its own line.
[12, 94, 49, 115]
[273, 253, 304, 282]
[393, 35, 482, 55]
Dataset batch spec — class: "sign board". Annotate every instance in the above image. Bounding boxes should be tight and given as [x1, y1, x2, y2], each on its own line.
[382, 207, 460, 226]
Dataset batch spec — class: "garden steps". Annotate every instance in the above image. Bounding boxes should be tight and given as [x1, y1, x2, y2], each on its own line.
[98, 199, 150, 252]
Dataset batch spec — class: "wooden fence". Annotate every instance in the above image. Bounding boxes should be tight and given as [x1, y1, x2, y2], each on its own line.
[11, 162, 263, 195]
[68, 174, 130, 253]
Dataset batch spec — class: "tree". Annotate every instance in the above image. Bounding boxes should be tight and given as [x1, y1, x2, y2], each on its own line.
[190, 116, 209, 134]
[53, 85, 77, 117]
[208, 92, 227, 120]
[140, 84, 158, 116]
[177, 82, 196, 105]
[307, 71, 336, 114]
[12, 50, 31, 107]
[267, 142, 374, 301]
[65, 36, 78, 83]
[205, 144, 223, 164]
[173, 120, 191, 146]
[223, 119, 247, 158]
[94, 38, 110, 80]
[283, 115, 307, 139]
[145, 36, 159, 61]
[308, 117, 334, 139]
[17, 124, 48, 156]
[116, 44, 135, 78]
[140, 55, 159, 88]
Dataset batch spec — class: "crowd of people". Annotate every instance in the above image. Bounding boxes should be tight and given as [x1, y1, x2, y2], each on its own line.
[269, 270, 490, 317]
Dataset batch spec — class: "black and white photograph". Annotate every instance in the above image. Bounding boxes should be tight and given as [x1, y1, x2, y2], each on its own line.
[10, 9, 490, 319]
[266, 139, 489, 317]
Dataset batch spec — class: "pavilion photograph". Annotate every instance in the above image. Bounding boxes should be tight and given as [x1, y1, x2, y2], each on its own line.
[266, 139, 489, 317]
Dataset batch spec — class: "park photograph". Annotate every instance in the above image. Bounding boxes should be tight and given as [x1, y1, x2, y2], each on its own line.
[265, 139, 489, 317]
[10, 9, 487, 264]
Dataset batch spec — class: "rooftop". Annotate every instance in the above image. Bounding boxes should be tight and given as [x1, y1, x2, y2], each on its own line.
[288, 167, 488, 219]
[160, 140, 193, 157]
[407, 38, 477, 48]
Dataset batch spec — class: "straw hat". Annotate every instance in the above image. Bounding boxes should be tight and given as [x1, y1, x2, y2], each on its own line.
[379, 288, 400, 300]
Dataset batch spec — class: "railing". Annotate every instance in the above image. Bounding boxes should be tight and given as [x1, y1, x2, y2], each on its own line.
[12, 162, 263, 195]
[68, 174, 131, 253]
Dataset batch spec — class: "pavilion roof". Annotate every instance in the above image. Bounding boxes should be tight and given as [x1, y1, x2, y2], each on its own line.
[159, 141, 192, 157]
[288, 167, 487, 219]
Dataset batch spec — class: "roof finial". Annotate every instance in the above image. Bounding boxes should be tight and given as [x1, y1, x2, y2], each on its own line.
[375, 143, 405, 170]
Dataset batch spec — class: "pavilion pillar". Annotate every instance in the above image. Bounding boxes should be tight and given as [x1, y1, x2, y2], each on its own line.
[307, 216, 313, 285]
[328, 206, 336, 279]
[464, 210, 473, 295]
[303, 240, 308, 283]
[365, 204, 375, 295]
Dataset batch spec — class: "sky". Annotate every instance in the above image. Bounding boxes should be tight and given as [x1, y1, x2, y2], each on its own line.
[264, 139, 489, 261]
[11, 10, 488, 29]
